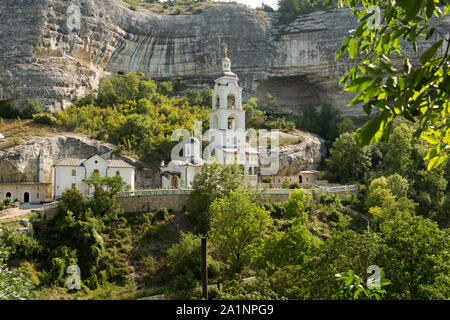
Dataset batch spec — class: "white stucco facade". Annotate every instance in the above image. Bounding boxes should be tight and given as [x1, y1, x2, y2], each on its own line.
[54, 155, 135, 198]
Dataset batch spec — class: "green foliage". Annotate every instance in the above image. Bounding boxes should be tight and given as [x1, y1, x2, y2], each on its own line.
[31, 176, 132, 290]
[209, 190, 273, 275]
[252, 219, 321, 274]
[2, 197, 12, 208]
[0, 245, 34, 300]
[337, 117, 355, 135]
[32, 113, 57, 126]
[296, 103, 341, 142]
[278, 0, 332, 25]
[332, 269, 390, 300]
[155, 208, 169, 221]
[283, 189, 311, 221]
[242, 98, 267, 129]
[84, 172, 129, 216]
[336, 0, 450, 169]
[167, 232, 219, 279]
[20, 99, 45, 119]
[56, 72, 209, 161]
[379, 214, 450, 299]
[326, 132, 372, 183]
[384, 124, 414, 176]
[188, 162, 247, 234]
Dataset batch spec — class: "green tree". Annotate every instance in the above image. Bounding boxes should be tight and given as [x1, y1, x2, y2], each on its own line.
[326, 132, 372, 183]
[188, 162, 247, 234]
[209, 190, 273, 275]
[242, 98, 267, 129]
[337, 117, 355, 135]
[167, 232, 219, 279]
[380, 214, 450, 299]
[283, 189, 311, 221]
[336, 0, 450, 169]
[384, 124, 414, 176]
[84, 172, 129, 216]
[252, 219, 320, 274]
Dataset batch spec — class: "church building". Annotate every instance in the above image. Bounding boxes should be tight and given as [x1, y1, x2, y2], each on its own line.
[161, 49, 259, 188]
[54, 154, 135, 198]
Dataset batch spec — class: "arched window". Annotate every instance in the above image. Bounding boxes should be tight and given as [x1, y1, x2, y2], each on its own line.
[72, 169, 76, 176]
[228, 116, 235, 130]
[116, 171, 120, 176]
[6, 192, 11, 198]
[215, 96, 220, 107]
[93, 169, 99, 175]
[227, 94, 235, 109]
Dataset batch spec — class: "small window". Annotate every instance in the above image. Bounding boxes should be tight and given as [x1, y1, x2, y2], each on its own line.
[72, 169, 76, 176]
[6, 192, 11, 198]
[116, 171, 120, 176]
[215, 96, 220, 107]
[36, 193, 39, 198]
[71, 183, 76, 189]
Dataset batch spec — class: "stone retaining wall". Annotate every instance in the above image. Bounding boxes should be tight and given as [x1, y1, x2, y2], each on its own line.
[116, 194, 191, 213]
[116, 188, 357, 213]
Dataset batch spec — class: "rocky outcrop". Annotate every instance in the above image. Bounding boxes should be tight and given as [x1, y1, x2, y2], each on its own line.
[1, 1, 448, 117]
[277, 132, 326, 176]
[0, 135, 157, 188]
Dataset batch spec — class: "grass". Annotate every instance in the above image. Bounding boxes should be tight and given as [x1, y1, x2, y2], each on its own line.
[0, 118, 74, 150]
[279, 135, 304, 147]
[0, 212, 38, 228]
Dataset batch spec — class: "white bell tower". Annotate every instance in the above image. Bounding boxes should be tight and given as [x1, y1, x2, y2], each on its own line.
[208, 48, 247, 165]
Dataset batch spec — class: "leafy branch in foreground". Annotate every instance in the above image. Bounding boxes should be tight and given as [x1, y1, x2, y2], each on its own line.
[336, 0, 450, 169]
[332, 268, 391, 300]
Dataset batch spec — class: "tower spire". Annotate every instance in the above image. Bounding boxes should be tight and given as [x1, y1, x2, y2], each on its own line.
[222, 46, 231, 72]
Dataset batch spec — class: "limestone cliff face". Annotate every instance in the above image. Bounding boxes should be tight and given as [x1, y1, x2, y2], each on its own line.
[0, 135, 156, 188]
[1, 1, 448, 117]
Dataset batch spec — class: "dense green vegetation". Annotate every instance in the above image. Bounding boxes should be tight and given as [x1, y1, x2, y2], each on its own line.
[335, 0, 449, 169]
[45, 73, 210, 162]
[277, 0, 333, 24]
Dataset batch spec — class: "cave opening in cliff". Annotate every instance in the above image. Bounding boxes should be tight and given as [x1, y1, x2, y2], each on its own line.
[0, 98, 19, 118]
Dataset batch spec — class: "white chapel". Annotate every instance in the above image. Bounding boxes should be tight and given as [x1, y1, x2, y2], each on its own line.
[161, 49, 259, 188]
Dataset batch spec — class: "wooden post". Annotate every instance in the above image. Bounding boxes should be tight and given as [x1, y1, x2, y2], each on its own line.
[201, 237, 208, 300]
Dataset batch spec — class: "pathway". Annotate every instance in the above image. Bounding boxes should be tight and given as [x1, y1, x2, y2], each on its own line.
[0, 204, 43, 220]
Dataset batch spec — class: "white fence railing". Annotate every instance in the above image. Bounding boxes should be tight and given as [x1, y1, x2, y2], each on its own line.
[117, 185, 357, 198]
[43, 201, 59, 211]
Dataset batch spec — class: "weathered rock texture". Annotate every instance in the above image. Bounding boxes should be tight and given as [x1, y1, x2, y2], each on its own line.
[1, 1, 448, 116]
[277, 131, 326, 176]
[0, 135, 156, 189]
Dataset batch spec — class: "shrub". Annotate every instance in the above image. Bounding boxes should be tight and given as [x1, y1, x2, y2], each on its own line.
[167, 232, 220, 279]
[32, 113, 57, 126]
[155, 208, 169, 221]
[3, 197, 12, 208]
[21, 99, 44, 118]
